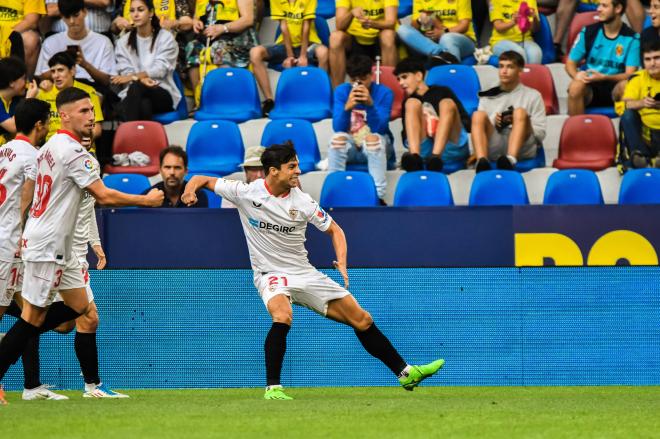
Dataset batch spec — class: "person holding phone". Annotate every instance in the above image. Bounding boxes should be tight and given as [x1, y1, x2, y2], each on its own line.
[621, 40, 660, 168]
[113, 0, 181, 121]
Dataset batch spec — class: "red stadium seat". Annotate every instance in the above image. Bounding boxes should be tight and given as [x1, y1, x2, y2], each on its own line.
[372, 65, 405, 120]
[520, 64, 559, 115]
[566, 12, 600, 58]
[553, 115, 617, 171]
[103, 121, 168, 176]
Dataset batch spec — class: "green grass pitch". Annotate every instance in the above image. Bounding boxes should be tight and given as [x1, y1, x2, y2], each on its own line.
[3, 387, 660, 438]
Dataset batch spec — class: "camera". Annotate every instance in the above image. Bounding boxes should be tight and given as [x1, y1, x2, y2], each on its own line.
[496, 106, 514, 132]
[352, 81, 362, 89]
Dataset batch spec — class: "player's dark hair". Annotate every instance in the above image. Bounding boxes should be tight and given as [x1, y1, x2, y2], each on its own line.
[393, 58, 426, 76]
[499, 51, 525, 69]
[128, 0, 162, 54]
[0, 56, 27, 89]
[55, 86, 90, 110]
[48, 51, 76, 69]
[15, 98, 51, 134]
[261, 141, 297, 176]
[642, 39, 660, 55]
[346, 55, 373, 79]
[159, 145, 188, 168]
[611, 0, 627, 14]
[58, 0, 85, 18]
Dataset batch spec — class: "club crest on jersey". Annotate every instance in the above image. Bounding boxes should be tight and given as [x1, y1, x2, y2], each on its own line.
[288, 209, 298, 220]
[83, 158, 95, 172]
[615, 44, 623, 57]
[316, 207, 328, 221]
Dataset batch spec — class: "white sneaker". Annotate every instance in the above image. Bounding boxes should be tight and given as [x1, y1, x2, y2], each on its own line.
[22, 385, 69, 400]
[83, 383, 129, 398]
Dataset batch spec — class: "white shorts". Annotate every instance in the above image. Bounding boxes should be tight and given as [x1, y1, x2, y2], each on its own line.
[53, 260, 94, 304]
[21, 258, 86, 308]
[254, 270, 351, 316]
[0, 259, 22, 307]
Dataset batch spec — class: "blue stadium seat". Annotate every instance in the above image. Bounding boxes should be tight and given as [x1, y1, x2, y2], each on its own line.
[543, 169, 604, 205]
[469, 170, 529, 206]
[503, 146, 546, 173]
[152, 72, 188, 124]
[393, 171, 454, 206]
[261, 119, 320, 173]
[644, 15, 652, 29]
[320, 171, 379, 207]
[618, 169, 660, 205]
[195, 68, 261, 122]
[202, 188, 223, 208]
[426, 65, 480, 115]
[398, 0, 412, 17]
[269, 67, 333, 122]
[103, 173, 151, 195]
[576, 1, 598, 12]
[535, 14, 557, 64]
[186, 121, 244, 176]
[585, 106, 618, 118]
[316, 0, 335, 18]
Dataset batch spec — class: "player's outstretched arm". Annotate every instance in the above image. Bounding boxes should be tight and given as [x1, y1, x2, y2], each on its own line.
[181, 175, 218, 206]
[325, 221, 349, 289]
[86, 180, 164, 207]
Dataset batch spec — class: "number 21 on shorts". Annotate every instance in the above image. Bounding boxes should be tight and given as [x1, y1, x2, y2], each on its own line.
[268, 275, 288, 291]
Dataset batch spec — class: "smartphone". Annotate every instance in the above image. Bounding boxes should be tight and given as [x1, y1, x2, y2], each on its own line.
[654, 92, 660, 102]
[67, 45, 80, 58]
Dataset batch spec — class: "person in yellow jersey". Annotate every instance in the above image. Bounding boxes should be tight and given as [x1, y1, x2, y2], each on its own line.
[184, 0, 257, 93]
[0, 56, 38, 144]
[488, 0, 542, 64]
[0, 0, 45, 76]
[621, 40, 660, 168]
[250, 0, 329, 116]
[36, 51, 103, 143]
[397, 0, 477, 63]
[328, 0, 398, 87]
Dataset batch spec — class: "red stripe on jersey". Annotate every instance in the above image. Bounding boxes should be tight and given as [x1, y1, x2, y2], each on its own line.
[264, 180, 290, 198]
[56, 129, 81, 142]
[14, 135, 32, 144]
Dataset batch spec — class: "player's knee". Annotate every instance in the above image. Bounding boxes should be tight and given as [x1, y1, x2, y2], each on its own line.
[354, 311, 373, 331]
[77, 310, 99, 332]
[271, 309, 292, 325]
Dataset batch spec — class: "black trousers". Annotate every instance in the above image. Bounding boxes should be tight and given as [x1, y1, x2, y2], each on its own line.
[121, 82, 173, 121]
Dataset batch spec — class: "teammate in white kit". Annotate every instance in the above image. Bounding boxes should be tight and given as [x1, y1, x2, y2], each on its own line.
[0, 88, 164, 396]
[182, 142, 445, 400]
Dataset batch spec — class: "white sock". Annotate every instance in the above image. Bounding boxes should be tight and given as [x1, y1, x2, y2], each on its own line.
[85, 382, 99, 392]
[398, 365, 412, 379]
[266, 384, 283, 391]
[507, 155, 518, 165]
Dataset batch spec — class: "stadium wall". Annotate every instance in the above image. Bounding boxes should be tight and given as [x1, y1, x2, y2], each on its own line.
[2, 267, 659, 390]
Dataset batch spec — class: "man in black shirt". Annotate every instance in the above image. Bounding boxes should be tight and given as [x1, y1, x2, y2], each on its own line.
[143, 145, 209, 208]
[394, 58, 471, 172]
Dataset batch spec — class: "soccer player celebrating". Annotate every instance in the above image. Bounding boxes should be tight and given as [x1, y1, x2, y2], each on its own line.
[182, 142, 444, 400]
[0, 87, 164, 394]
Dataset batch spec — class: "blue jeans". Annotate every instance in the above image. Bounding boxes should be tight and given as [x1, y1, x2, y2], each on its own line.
[492, 40, 543, 64]
[397, 24, 476, 61]
[621, 109, 660, 158]
[327, 132, 388, 198]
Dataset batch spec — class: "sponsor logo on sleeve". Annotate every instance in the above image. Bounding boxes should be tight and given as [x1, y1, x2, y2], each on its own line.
[83, 158, 95, 172]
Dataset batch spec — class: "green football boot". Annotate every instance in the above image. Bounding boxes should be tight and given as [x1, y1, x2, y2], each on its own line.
[264, 385, 293, 400]
[399, 359, 445, 391]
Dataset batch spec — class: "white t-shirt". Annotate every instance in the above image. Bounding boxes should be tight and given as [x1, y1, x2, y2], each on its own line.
[214, 178, 332, 274]
[22, 131, 101, 264]
[71, 157, 101, 259]
[0, 137, 38, 262]
[36, 31, 117, 81]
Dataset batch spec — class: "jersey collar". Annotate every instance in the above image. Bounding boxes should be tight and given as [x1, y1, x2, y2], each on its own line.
[14, 134, 32, 144]
[263, 180, 290, 198]
[57, 129, 81, 143]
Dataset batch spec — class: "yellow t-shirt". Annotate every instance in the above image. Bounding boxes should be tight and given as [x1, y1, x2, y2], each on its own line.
[271, 0, 320, 47]
[195, 0, 240, 22]
[336, 0, 399, 46]
[0, 0, 45, 28]
[412, 0, 475, 42]
[623, 70, 660, 140]
[37, 81, 104, 141]
[123, 0, 177, 22]
[488, 0, 539, 46]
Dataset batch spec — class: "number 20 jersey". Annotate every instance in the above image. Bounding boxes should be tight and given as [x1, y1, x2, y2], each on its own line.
[0, 137, 38, 262]
[22, 131, 100, 264]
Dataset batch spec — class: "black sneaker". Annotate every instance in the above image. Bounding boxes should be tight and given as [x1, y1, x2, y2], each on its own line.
[631, 151, 649, 169]
[553, 43, 565, 62]
[496, 155, 514, 170]
[425, 154, 443, 172]
[401, 152, 424, 172]
[475, 157, 491, 173]
[378, 198, 388, 206]
[261, 99, 275, 117]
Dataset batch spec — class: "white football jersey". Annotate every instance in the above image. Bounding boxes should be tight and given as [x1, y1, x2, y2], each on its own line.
[0, 137, 38, 262]
[22, 131, 100, 264]
[72, 156, 101, 259]
[214, 178, 333, 274]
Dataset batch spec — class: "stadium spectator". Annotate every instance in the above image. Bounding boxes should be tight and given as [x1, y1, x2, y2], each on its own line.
[112, 0, 181, 121]
[620, 40, 660, 168]
[396, 0, 477, 63]
[36, 0, 117, 87]
[566, 0, 639, 116]
[327, 55, 393, 203]
[471, 51, 546, 172]
[488, 0, 543, 64]
[250, 0, 329, 116]
[45, 0, 113, 36]
[395, 58, 471, 172]
[640, 0, 660, 54]
[0, 56, 38, 143]
[185, 0, 257, 95]
[0, 0, 43, 77]
[222, 145, 265, 208]
[328, 0, 398, 87]
[471, 0, 490, 41]
[36, 51, 103, 142]
[144, 145, 209, 208]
